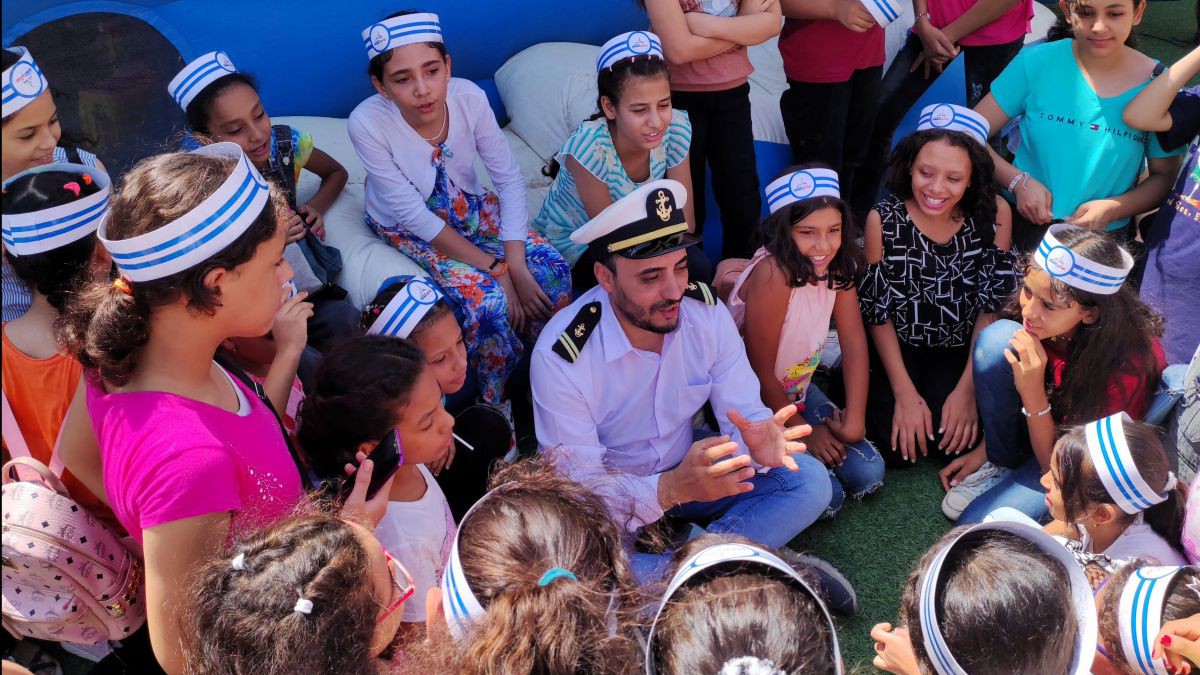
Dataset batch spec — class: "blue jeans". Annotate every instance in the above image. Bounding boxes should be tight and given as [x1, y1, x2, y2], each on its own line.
[803, 384, 885, 515]
[958, 319, 1049, 524]
[631, 449, 833, 582]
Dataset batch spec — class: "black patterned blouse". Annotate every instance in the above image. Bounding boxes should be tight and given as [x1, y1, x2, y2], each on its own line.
[858, 195, 1015, 349]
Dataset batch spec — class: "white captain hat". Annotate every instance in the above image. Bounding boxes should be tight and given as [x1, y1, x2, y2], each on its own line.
[570, 179, 699, 260]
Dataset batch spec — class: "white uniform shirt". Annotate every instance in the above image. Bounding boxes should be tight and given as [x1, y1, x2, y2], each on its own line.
[347, 78, 528, 242]
[531, 284, 773, 531]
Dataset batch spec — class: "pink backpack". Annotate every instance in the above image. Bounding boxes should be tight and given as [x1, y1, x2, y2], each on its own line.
[1, 390, 146, 644]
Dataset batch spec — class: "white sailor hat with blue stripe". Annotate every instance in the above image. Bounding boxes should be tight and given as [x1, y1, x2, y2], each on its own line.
[1117, 566, 1194, 675]
[765, 168, 840, 215]
[918, 519, 1097, 675]
[859, 0, 904, 27]
[917, 103, 991, 145]
[366, 276, 446, 338]
[363, 13, 443, 59]
[99, 142, 271, 282]
[645, 542, 843, 674]
[168, 51, 238, 111]
[2, 163, 110, 257]
[3, 47, 50, 118]
[1035, 223, 1134, 295]
[1085, 412, 1175, 515]
[596, 31, 664, 72]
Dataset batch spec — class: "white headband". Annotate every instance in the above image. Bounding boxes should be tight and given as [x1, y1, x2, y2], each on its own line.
[363, 13, 443, 59]
[100, 142, 271, 282]
[1035, 223, 1134, 295]
[367, 277, 446, 338]
[2, 163, 110, 256]
[597, 31, 664, 72]
[1086, 413, 1172, 515]
[645, 542, 844, 675]
[859, 0, 903, 26]
[918, 521, 1097, 675]
[765, 169, 841, 214]
[2, 47, 49, 118]
[168, 51, 238, 111]
[917, 103, 990, 145]
[1118, 566, 1192, 675]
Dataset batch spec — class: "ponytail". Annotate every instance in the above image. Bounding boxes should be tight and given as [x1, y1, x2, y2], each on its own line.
[1142, 477, 1188, 556]
[54, 151, 284, 386]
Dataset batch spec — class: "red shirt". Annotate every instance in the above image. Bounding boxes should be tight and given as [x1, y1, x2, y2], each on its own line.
[1044, 339, 1165, 423]
[778, 19, 884, 84]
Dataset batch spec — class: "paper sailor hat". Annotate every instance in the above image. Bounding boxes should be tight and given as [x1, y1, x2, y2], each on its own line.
[918, 520, 1098, 675]
[99, 142, 270, 282]
[1116, 565, 1196, 675]
[917, 103, 991, 145]
[2, 163, 110, 256]
[570, 179, 699, 260]
[644, 542, 844, 674]
[765, 168, 841, 214]
[859, 0, 904, 27]
[1035, 223, 1134, 295]
[363, 13, 443, 59]
[597, 31, 664, 71]
[168, 51, 239, 111]
[1085, 412, 1176, 515]
[3, 47, 50, 118]
[366, 276, 447, 338]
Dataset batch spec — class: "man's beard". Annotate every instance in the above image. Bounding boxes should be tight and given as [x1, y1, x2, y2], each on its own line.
[612, 288, 681, 335]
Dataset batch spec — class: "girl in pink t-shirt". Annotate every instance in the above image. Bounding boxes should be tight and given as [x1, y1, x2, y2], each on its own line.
[56, 145, 392, 674]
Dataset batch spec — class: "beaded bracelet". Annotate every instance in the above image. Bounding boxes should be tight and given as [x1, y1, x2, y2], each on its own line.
[1021, 404, 1052, 418]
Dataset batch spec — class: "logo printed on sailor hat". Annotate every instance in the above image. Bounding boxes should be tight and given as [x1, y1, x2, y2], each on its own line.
[214, 51, 236, 73]
[1045, 246, 1076, 278]
[10, 63, 42, 98]
[627, 31, 652, 54]
[370, 24, 391, 51]
[929, 104, 955, 128]
[789, 171, 817, 199]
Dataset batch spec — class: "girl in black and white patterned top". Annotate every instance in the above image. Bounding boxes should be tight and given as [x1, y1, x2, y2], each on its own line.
[858, 127, 1014, 470]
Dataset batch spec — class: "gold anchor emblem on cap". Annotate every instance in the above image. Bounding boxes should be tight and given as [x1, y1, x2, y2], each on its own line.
[574, 323, 587, 338]
[655, 190, 672, 222]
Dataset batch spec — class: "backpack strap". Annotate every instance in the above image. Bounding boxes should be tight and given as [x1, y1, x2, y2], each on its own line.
[271, 124, 299, 209]
[2, 457, 69, 495]
[63, 146, 82, 164]
[1, 387, 65, 476]
[212, 355, 316, 491]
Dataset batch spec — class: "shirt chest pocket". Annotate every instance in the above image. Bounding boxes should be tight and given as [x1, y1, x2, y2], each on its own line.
[676, 379, 713, 417]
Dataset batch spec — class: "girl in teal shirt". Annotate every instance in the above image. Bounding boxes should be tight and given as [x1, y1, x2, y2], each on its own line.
[972, 0, 1182, 250]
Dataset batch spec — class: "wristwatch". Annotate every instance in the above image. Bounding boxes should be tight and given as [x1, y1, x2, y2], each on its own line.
[487, 257, 509, 278]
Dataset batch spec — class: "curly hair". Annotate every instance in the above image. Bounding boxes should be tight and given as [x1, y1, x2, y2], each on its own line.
[886, 128, 999, 242]
[55, 151, 285, 385]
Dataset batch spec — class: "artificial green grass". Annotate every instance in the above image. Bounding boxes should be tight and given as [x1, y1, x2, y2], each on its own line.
[789, 460, 953, 671]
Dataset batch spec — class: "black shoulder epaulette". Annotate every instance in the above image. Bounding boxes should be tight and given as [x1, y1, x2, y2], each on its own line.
[552, 302, 602, 363]
[682, 280, 716, 306]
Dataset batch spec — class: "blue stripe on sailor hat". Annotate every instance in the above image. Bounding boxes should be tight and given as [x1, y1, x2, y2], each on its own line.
[168, 51, 238, 111]
[917, 103, 991, 145]
[596, 31, 664, 72]
[99, 142, 271, 282]
[2, 47, 49, 118]
[1085, 413, 1166, 514]
[1118, 566, 1191, 675]
[1034, 223, 1133, 295]
[765, 168, 841, 214]
[363, 13, 443, 58]
[859, 0, 903, 26]
[2, 163, 111, 257]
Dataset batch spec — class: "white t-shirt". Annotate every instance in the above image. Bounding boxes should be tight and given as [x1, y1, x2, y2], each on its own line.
[1082, 515, 1188, 566]
[374, 464, 457, 622]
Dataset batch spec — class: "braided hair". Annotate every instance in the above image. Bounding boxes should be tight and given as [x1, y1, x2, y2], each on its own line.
[295, 335, 427, 481]
[184, 514, 382, 674]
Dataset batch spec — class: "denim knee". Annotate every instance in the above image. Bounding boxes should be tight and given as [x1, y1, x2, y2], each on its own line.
[826, 471, 846, 517]
[837, 440, 886, 498]
[778, 452, 835, 515]
[973, 319, 1021, 376]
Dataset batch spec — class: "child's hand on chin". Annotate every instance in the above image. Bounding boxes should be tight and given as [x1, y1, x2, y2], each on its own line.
[872, 623, 921, 675]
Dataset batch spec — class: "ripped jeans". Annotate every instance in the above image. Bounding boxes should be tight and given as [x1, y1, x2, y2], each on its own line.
[803, 384, 885, 516]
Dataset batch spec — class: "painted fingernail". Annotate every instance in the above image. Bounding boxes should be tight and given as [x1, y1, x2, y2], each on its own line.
[1163, 635, 1173, 646]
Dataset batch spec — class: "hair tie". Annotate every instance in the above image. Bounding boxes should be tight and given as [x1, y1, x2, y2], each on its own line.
[293, 596, 313, 614]
[112, 276, 132, 296]
[62, 182, 81, 197]
[80, 174, 93, 186]
[1162, 472, 1178, 495]
[230, 553, 246, 571]
[538, 567, 577, 587]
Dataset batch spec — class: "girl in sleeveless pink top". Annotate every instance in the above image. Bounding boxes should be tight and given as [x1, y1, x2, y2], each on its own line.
[723, 166, 883, 515]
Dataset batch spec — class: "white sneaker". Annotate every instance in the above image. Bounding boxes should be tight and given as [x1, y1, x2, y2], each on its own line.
[941, 462, 1012, 521]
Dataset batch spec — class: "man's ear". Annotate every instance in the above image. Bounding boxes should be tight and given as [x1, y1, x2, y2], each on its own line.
[595, 259, 616, 294]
